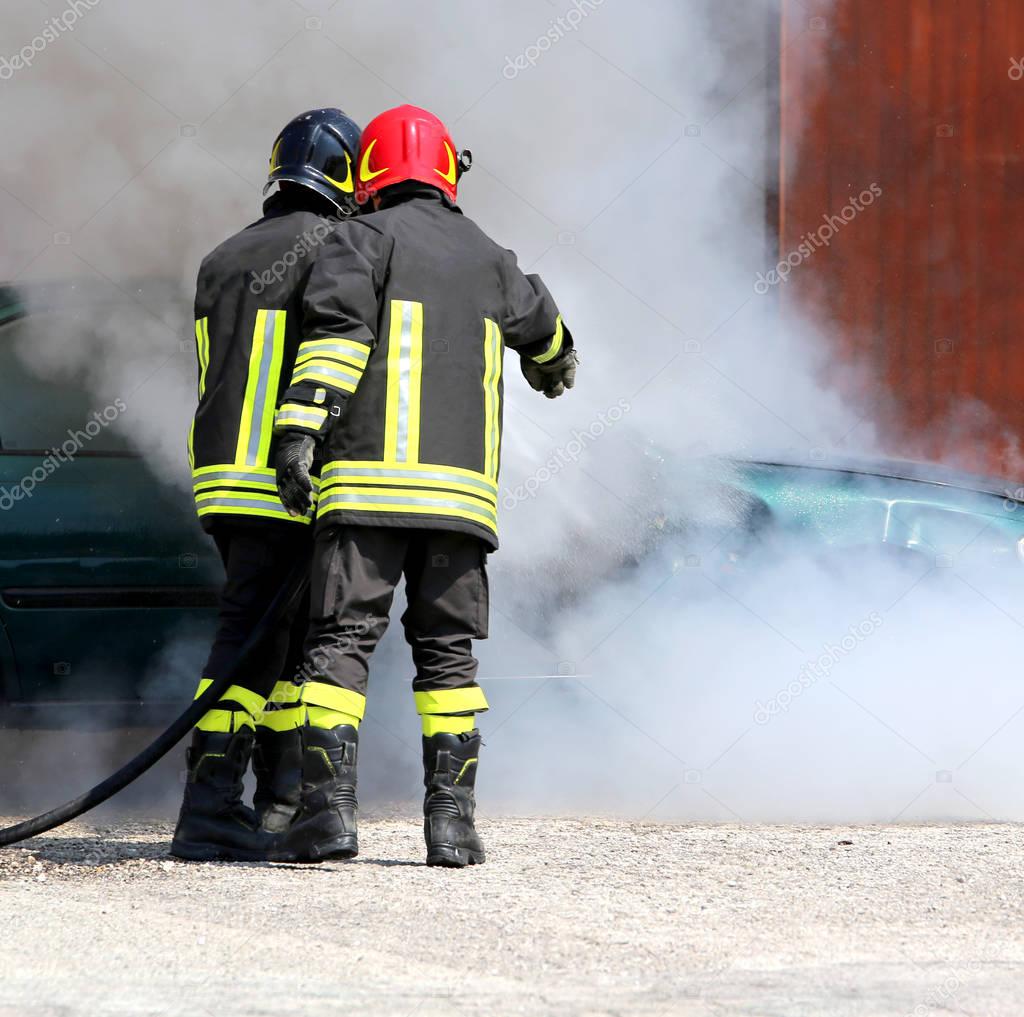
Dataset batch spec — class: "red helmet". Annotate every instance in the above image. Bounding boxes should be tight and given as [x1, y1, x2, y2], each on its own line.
[356, 104, 469, 203]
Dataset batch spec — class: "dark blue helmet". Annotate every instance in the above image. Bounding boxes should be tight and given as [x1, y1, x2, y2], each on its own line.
[264, 108, 362, 214]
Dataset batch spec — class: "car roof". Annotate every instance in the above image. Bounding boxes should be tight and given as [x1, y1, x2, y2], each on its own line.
[732, 454, 1024, 504]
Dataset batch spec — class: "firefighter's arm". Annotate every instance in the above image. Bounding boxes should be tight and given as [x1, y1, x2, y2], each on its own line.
[274, 222, 390, 439]
[500, 251, 577, 399]
[274, 223, 389, 516]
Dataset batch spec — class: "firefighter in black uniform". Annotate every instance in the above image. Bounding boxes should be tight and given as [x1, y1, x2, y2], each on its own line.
[272, 105, 578, 867]
[170, 108, 363, 862]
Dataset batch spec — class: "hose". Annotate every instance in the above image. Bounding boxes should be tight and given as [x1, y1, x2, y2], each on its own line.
[0, 562, 310, 848]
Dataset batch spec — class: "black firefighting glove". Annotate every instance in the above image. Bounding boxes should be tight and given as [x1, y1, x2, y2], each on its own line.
[275, 430, 316, 517]
[521, 349, 578, 399]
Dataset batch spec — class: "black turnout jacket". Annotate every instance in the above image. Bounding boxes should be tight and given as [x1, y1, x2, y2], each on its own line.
[276, 186, 573, 550]
[190, 192, 343, 529]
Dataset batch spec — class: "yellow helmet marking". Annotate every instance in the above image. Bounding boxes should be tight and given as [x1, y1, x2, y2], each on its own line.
[269, 137, 283, 173]
[435, 141, 457, 186]
[359, 138, 390, 182]
[323, 151, 354, 193]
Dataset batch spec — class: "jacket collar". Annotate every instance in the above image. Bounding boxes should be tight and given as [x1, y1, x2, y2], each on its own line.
[377, 183, 462, 214]
[261, 189, 341, 221]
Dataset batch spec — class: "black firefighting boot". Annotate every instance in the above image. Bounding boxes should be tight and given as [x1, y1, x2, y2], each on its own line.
[252, 726, 303, 833]
[279, 725, 359, 862]
[170, 726, 280, 862]
[423, 730, 485, 868]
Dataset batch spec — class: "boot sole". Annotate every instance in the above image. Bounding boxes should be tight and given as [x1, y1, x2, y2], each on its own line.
[170, 839, 276, 863]
[273, 835, 359, 864]
[308, 834, 359, 862]
[426, 845, 485, 868]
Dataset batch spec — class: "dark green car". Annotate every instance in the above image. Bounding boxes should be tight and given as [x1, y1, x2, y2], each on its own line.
[0, 286, 222, 728]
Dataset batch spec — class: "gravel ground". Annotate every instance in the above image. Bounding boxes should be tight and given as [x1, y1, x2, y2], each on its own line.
[0, 816, 1022, 1016]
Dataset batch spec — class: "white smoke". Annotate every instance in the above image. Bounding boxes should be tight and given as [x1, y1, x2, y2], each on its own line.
[4, 0, 1021, 822]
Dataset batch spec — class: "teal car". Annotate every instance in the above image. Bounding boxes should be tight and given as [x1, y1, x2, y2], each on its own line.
[0, 286, 222, 728]
[714, 456, 1024, 572]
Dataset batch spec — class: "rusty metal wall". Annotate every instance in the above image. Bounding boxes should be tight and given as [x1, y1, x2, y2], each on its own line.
[779, 0, 1024, 474]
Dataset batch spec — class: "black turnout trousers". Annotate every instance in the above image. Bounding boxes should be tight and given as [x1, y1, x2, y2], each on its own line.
[204, 521, 312, 701]
[304, 525, 489, 696]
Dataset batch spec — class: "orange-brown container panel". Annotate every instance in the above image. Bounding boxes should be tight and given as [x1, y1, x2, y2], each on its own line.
[779, 0, 1024, 475]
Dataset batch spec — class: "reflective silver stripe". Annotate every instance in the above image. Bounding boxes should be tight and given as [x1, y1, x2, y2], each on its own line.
[321, 465, 497, 497]
[276, 408, 326, 425]
[395, 301, 414, 461]
[194, 469, 277, 487]
[196, 496, 298, 515]
[293, 363, 363, 387]
[319, 491, 497, 523]
[193, 468, 319, 490]
[246, 310, 280, 466]
[298, 338, 370, 364]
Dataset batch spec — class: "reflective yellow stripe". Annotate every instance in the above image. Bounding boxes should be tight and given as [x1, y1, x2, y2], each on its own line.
[195, 490, 316, 509]
[301, 681, 367, 719]
[197, 318, 211, 394]
[188, 318, 211, 472]
[384, 299, 424, 463]
[295, 349, 368, 372]
[298, 337, 371, 363]
[532, 315, 564, 364]
[406, 301, 423, 463]
[195, 490, 315, 523]
[320, 472, 496, 506]
[193, 464, 278, 479]
[454, 758, 478, 784]
[422, 714, 476, 736]
[192, 465, 319, 489]
[194, 679, 266, 717]
[221, 684, 267, 716]
[291, 365, 360, 392]
[236, 309, 286, 466]
[414, 687, 489, 715]
[483, 318, 503, 480]
[197, 709, 254, 733]
[307, 706, 361, 730]
[193, 477, 278, 493]
[274, 403, 329, 431]
[197, 504, 313, 523]
[322, 460, 497, 490]
[258, 705, 306, 731]
[318, 490, 497, 530]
